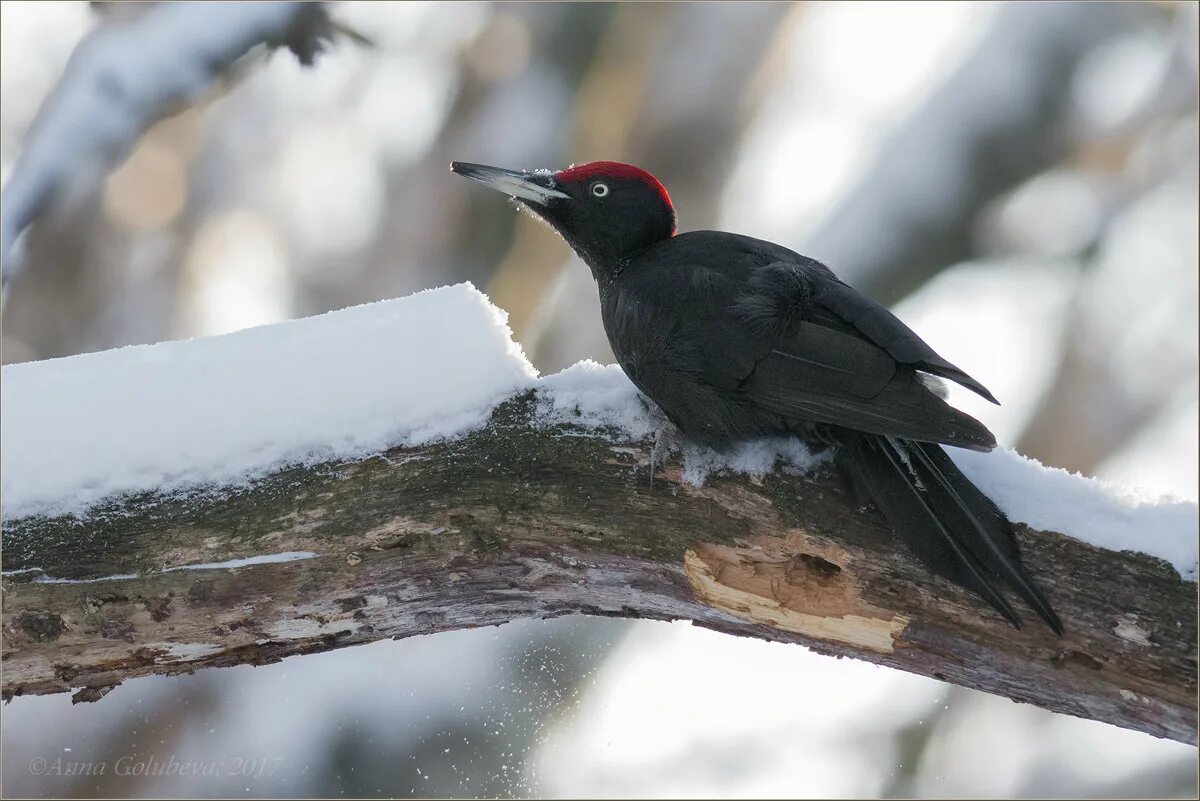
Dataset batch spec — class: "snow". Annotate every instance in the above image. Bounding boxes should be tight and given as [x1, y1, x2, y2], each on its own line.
[3, 282, 1194, 580]
[536, 360, 653, 439]
[535, 359, 828, 482]
[953, 448, 1198, 580]
[2, 2, 322, 279]
[680, 438, 828, 486]
[1, 283, 537, 520]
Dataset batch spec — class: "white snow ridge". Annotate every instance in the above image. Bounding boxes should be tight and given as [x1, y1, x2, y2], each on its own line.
[1, 283, 538, 520]
[2, 283, 1195, 580]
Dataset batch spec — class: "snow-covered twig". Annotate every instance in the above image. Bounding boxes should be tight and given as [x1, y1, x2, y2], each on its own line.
[1, 285, 1194, 743]
[1, 1, 336, 287]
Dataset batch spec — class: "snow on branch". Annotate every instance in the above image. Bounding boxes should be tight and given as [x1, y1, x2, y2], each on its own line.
[1, 284, 1196, 744]
[4, 284, 1195, 577]
[1, 1, 338, 285]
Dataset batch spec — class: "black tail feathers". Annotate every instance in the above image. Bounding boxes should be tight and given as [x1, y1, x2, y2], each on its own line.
[839, 432, 1063, 635]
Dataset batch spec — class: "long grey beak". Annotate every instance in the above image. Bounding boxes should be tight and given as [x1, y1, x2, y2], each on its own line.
[450, 161, 570, 205]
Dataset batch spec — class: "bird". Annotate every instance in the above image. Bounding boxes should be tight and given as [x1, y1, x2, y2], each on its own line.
[450, 159, 1063, 635]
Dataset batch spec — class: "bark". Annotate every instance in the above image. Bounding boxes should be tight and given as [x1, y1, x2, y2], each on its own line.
[2, 394, 1195, 745]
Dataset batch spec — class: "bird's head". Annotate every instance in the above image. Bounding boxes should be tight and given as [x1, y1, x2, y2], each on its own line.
[451, 160, 676, 281]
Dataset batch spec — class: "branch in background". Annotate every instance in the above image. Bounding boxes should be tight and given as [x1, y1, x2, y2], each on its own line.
[1015, 120, 1199, 472]
[2, 394, 1194, 744]
[800, 1, 1137, 305]
[0, 1, 339, 288]
[1017, 326, 1199, 475]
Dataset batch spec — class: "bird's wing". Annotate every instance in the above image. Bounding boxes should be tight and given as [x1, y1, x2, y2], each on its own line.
[807, 269, 998, 404]
[728, 260, 997, 450]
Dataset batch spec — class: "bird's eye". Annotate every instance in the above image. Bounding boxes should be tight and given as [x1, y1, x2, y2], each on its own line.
[591, 182, 610, 198]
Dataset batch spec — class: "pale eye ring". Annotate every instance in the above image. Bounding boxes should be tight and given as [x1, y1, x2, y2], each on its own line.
[590, 182, 610, 198]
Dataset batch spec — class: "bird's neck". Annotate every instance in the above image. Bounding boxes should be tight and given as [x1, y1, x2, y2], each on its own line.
[576, 238, 666, 294]
[558, 237, 631, 294]
[594, 257, 630, 296]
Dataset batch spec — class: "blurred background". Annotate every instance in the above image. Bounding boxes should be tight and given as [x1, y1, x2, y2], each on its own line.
[2, 1, 1196, 797]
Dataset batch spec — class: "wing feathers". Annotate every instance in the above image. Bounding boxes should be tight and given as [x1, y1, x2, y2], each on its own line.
[744, 322, 997, 450]
[809, 272, 1000, 404]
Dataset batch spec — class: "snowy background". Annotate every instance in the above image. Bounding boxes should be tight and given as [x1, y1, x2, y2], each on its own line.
[2, 1, 1197, 798]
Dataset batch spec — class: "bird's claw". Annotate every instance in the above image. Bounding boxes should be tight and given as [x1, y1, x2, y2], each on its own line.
[645, 403, 682, 489]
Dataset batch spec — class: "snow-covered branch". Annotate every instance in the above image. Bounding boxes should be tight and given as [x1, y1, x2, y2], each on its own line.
[1, 1, 337, 285]
[2, 285, 1195, 744]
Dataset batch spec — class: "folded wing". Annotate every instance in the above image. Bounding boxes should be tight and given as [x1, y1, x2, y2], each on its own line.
[731, 261, 998, 450]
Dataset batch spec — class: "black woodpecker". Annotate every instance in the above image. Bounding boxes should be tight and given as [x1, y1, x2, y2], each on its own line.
[452, 159, 1063, 634]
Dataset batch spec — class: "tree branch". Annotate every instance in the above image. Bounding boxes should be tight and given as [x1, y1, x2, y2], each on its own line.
[2, 394, 1194, 744]
[1, 1, 339, 286]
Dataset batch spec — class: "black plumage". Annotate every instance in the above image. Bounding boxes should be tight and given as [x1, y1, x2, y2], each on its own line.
[451, 159, 1063, 634]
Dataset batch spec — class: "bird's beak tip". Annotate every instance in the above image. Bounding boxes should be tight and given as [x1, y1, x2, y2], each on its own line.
[449, 160, 569, 203]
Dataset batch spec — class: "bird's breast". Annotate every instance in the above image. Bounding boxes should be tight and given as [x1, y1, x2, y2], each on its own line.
[599, 284, 673, 387]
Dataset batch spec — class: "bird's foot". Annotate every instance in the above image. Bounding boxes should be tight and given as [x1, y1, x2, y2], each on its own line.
[645, 404, 683, 489]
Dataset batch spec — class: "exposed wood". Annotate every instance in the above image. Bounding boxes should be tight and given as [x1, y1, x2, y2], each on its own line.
[2, 393, 1195, 745]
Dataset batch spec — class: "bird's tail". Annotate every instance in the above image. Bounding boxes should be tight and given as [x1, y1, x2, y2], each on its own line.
[839, 432, 1063, 634]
